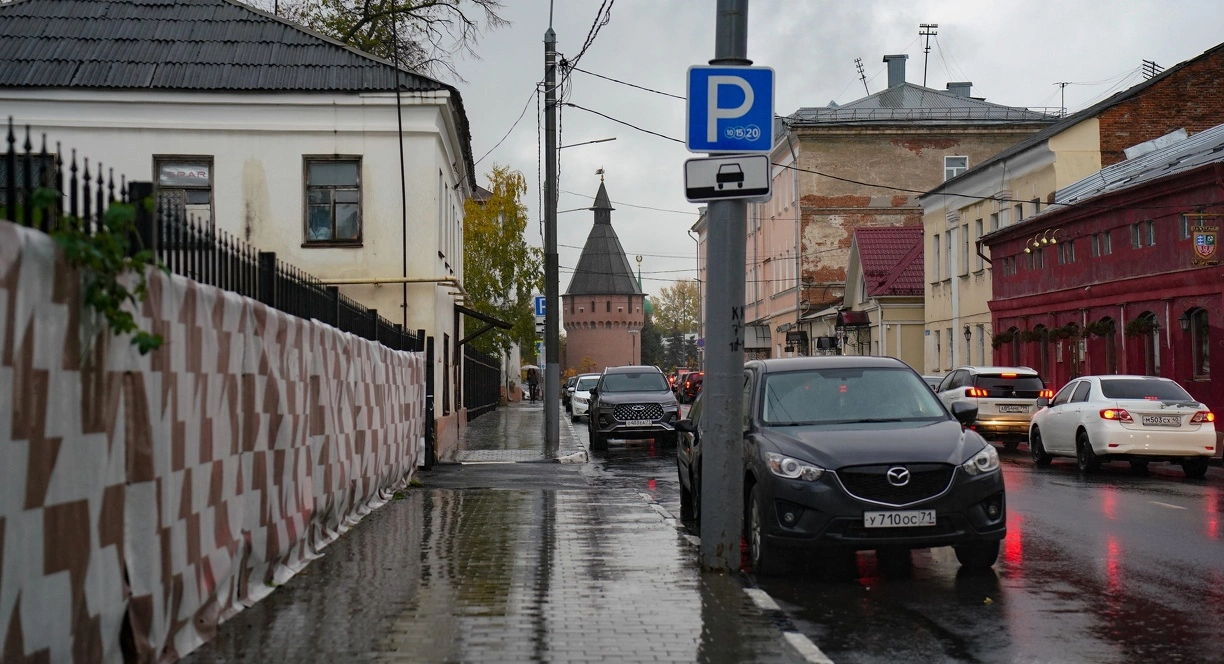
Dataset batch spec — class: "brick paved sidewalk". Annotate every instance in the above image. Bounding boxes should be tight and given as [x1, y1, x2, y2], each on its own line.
[447, 400, 586, 463]
[184, 403, 807, 664]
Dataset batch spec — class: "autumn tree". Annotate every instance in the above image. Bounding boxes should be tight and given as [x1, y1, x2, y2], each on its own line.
[652, 280, 700, 335]
[463, 166, 543, 356]
[242, 0, 507, 81]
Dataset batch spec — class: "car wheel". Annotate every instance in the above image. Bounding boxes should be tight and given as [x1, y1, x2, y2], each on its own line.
[953, 540, 1000, 569]
[678, 465, 694, 522]
[1182, 457, 1209, 479]
[1030, 428, 1053, 466]
[1076, 430, 1101, 473]
[1003, 441, 1020, 452]
[570, 413, 579, 423]
[1129, 460, 1150, 476]
[747, 483, 788, 576]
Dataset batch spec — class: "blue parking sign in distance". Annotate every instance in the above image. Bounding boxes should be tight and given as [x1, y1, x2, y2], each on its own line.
[686, 66, 774, 153]
[533, 294, 546, 317]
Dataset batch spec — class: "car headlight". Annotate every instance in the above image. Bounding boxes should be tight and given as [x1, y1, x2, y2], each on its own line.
[765, 452, 824, 481]
[960, 444, 1000, 476]
[574, 396, 587, 404]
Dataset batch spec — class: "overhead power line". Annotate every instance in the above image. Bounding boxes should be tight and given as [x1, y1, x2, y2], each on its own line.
[562, 102, 683, 144]
[476, 86, 538, 166]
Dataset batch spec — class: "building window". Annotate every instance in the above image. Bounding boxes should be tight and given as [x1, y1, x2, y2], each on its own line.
[944, 156, 968, 181]
[1132, 221, 1156, 248]
[1036, 246, 1045, 268]
[1180, 214, 1192, 240]
[155, 156, 214, 228]
[1091, 233, 1100, 257]
[1032, 197, 1041, 214]
[933, 233, 941, 280]
[1014, 203, 1024, 224]
[944, 233, 952, 280]
[945, 327, 953, 368]
[934, 329, 942, 369]
[1059, 240, 1076, 264]
[304, 157, 361, 243]
[961, 224, 969, 275]
[607, 301, 611, 313]
[989, 213, 998, 233]
[1190, 308, 1210, 378]
[1102, 230, 1112, 255]
[1145, 220, 1156, 246]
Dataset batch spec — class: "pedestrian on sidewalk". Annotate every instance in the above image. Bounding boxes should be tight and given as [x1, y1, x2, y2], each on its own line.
[526, 367, 539, 403]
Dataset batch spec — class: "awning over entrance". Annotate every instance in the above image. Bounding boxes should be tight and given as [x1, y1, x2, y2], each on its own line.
[745, 324, 772, 349]
[836, 309, 871, 327]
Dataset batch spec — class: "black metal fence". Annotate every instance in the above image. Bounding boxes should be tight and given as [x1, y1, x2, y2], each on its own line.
[464, 345, 501, 421]
[3, 118, 421, 354]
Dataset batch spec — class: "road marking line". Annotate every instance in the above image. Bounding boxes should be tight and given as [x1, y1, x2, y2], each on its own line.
[744, 588, 780, 611]
[1151, 501, 1187, 510]
[783, 631, 836, 664]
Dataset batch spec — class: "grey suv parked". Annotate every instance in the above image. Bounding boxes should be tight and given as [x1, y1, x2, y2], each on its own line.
[935, 366, 1051, 450]
[587, 365, 681, 451]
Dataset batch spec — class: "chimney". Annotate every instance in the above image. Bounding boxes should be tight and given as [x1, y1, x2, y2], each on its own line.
[946, 82, 972, 97]
[883, 54, 908, 88]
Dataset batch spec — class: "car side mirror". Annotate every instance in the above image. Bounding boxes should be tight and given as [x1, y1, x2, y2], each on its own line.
[589, 387, 598, 397]
[1036, 397, 1050, 408]
[674, 419, 696, 433]
[950, 401, 978, 426]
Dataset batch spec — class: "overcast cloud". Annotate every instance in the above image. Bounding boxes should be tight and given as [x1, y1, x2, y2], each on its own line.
[450, 0, 1224, 297]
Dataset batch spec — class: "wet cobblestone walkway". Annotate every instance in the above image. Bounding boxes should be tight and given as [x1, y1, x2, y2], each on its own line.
[185, 402, 806, 663]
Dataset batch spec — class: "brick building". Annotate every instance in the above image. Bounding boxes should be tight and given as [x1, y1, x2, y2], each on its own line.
[739, 54, 1057, 359]
[982, 122, 1224, 453]
[563, 179, 645, 373]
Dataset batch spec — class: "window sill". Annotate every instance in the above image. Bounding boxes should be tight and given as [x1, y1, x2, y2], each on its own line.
[303, 241, 363, 248]
[972, 269, 985, 276]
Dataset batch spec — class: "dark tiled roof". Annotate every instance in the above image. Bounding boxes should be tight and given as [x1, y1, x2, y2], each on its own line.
[566, 182, 642, 296]
[0, 0, 474, 178]
[789, 83, 1057, 126]
[925, 41, 1224, 198]
[854, 226, 924, 297]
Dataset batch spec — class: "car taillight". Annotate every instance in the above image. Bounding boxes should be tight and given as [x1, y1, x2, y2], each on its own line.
[1039, 389, 1053, 399]
[1191, 410, 1215, 423]
[965, 388, 988, 397]
[1100, 408, 1133, 423]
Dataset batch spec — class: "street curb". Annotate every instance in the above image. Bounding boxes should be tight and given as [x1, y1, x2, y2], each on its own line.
[633, 493, 834, 664]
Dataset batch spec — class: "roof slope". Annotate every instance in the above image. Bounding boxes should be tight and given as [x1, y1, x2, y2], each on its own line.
[854, 226, 925, 297]
[0, 0, 474, 175]
[789, 83, 1056, 126]
[566, 182, 642, 296]
[926, 42, 1224, 198]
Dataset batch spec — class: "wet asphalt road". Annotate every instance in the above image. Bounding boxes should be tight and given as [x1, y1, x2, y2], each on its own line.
[588, 432, 1224, 664]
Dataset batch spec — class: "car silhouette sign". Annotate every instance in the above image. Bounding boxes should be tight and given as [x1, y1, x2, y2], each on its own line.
[685, 155, 771, 202]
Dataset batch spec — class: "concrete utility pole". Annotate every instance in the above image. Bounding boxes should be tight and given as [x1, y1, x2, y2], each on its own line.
[543, 19, 560, 448]
[919, 23, 938, 87]
[701, 0, 749, 573]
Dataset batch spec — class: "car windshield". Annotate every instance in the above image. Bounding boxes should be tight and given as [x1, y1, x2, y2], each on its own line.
[600, 371, 670, 393]
[761, 367, 947, 426]
[575, 377, 600, 391]
[1099, 379, 1194, 401]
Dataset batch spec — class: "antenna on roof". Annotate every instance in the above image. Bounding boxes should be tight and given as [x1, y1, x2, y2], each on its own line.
[1142, 60, 1164, 80]
[855, 58, 869, 95]
[919, 23, 938, 87]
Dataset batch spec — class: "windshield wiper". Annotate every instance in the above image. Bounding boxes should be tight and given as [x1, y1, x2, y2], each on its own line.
[816, 417, 911, 425]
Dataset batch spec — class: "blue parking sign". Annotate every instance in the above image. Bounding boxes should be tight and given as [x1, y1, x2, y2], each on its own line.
[533, 294, 546, 317]
[686, 66, 774, 153]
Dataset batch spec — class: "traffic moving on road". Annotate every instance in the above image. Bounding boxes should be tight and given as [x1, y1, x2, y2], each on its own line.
[936, 366, 1051, 450]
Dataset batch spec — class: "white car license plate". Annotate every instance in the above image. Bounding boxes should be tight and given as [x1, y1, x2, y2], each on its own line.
[864, 510, 936, 528]
[998, 405, 1028, 413]
[1142, 415, 1182, 427]
[626, 419, 653, 427]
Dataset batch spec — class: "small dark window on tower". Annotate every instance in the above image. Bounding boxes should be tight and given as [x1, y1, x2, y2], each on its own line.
[606, 301, 611, 313]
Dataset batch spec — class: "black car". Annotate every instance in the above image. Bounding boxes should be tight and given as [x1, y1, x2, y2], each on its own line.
[676, 356, 1005, 575]
[679, 371, 704, 404]
[587, 365, 681, 451]
[563, 375, 578, 412]
[676, 392, 706, 524]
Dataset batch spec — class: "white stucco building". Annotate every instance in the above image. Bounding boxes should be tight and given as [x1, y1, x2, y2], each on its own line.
[0, 0, 480, 451]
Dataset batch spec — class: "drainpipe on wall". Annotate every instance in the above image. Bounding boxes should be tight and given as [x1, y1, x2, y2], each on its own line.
[785, 128, 802, 350]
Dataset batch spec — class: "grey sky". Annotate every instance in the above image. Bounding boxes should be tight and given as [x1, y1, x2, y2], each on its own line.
[450, 1, 1224, 299]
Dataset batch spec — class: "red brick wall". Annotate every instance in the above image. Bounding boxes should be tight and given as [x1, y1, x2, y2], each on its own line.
[1098, 45, 1224, 166]
[563, 293, 644, 372]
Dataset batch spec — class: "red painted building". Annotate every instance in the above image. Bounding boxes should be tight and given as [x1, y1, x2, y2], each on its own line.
[983, 124, 1224, 440]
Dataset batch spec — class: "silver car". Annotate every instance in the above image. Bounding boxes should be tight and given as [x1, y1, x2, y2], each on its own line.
[936, 366, 1051, 450]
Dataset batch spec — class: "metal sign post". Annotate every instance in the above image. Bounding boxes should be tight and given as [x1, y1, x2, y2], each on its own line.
[688, 0, 766, 573]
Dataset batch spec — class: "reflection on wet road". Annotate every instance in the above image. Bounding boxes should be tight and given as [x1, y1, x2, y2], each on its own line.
[589, 440, 1224, 663]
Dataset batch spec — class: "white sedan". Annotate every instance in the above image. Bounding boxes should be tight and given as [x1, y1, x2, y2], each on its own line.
[1028, 375, 1216, 478]
[569, 374, 601, 422]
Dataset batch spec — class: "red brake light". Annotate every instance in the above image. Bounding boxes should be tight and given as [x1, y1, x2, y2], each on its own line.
[1191, 411, 1215, 423]
[965, 387, 988, 397]
[1100, 408, 1133, 423]
[1000, 372, 1017, 378]
[1039, 389, 1053, 399]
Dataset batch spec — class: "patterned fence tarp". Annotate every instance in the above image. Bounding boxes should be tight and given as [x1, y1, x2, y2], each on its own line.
[0, 220, 426, 663]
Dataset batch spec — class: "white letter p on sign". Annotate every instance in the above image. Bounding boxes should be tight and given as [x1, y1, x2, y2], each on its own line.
[706, 76, 754, 143]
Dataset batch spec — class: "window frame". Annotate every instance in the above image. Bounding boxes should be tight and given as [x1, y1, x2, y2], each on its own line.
[944, 156, 968, 181]
[1191, 308, 1210, 379]
[303, 155, 363, 246]
[153, 154, 215, 229]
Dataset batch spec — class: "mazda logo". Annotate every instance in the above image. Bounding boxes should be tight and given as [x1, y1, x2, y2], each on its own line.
[886, 467, 910, 487]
